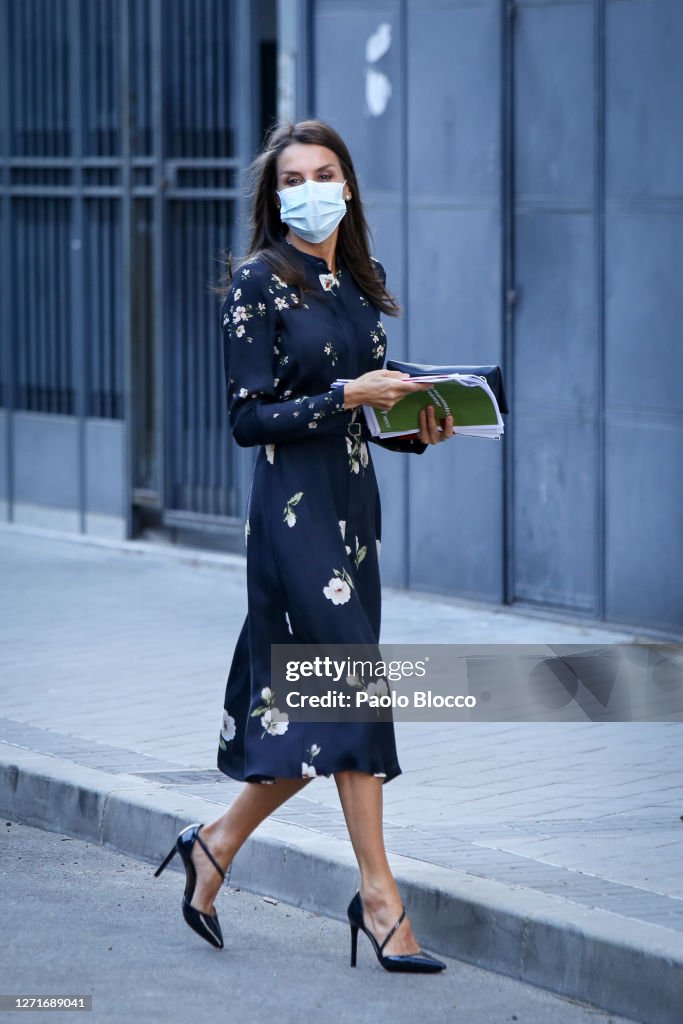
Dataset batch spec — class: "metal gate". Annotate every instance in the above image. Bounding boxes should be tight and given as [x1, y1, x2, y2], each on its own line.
[0, 0, 272, 543]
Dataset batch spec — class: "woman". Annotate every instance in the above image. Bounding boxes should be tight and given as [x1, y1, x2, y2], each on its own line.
[155, 120, 454, 972]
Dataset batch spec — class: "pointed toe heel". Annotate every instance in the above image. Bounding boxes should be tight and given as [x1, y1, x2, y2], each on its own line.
[347, 891, 446, 973]
[155, 823, 230, 950]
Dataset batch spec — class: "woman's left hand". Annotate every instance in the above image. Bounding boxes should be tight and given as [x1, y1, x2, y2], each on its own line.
[417, 405, 456, 445]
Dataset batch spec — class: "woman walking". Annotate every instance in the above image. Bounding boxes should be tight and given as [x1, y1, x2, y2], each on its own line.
[155, 120, 454, 972]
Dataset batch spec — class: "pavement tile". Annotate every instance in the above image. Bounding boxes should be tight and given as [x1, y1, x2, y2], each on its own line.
[1, 527, 682, 939]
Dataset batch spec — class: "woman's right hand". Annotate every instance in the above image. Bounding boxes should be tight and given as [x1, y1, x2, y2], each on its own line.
[342, 370, 434, 411]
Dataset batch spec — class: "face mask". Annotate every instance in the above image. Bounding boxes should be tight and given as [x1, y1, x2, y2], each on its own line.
[277, 179, 348, 243]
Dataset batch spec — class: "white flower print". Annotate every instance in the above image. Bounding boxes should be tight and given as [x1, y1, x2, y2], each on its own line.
[274, 296, 289, 311]
[220, 710, 236, 744]
[262, 708, 289, 736]
[323, 567, 354, 605]
[371, 320, 387, 359]
[338, 520, 346, 539]
[257, 301, 266, 314]
[241, 268, 250, 278]
[235, 324, 246, 338]
[265, 444, 275, 464]
[323, 341, 339, 365]
[251, 687, 289, 738]
[346, 434, 367, 475]
[283, 491, 303, 527]
[367, 677, 389, 699]
[238, 387, 249, 399]
[271, 273, 288, 289]
[319, 271, 340, 291]
[233, 288, 242, 300]
[302, 743, 322, 778]
[232, 305, 248, 323]
[324, 577, 351, 604]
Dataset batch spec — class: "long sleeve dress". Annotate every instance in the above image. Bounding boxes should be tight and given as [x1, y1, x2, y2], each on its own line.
[217, 242, 426, 785]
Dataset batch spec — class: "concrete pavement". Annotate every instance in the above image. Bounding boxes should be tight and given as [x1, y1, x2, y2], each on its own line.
[2, 821, 637, 1024]
[0, 524, 681, 1024]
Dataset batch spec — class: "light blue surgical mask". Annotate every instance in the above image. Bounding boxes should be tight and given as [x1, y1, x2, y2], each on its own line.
[277, 179, 348, 243]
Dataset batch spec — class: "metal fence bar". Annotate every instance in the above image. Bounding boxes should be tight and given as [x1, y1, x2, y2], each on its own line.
[151, 0, 167, 512]
[68, 0, 86, 530]
[1, 0, 14, 514]
[121, 0, 134, 537]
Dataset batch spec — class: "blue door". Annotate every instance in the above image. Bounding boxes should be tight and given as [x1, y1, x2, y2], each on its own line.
[308, 0, 683, 637]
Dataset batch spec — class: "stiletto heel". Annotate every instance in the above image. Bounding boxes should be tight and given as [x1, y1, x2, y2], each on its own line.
[350, 922, 359, 967]
[346, 891, 446, 973]
[154, 845, 178, 877]
[154, 823, 229, 949]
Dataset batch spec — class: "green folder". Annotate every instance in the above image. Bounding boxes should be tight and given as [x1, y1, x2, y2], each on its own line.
[363, 375, 505, 440]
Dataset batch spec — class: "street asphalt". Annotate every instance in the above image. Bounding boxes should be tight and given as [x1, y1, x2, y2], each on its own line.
[1, 820, 636, 1024]
[0, 524, 681, 1024]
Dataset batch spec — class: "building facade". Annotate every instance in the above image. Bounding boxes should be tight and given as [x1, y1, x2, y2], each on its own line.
[1, 0, 681, 638]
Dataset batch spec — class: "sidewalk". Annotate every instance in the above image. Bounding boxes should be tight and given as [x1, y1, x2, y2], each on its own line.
[0, 524, 681, 1024]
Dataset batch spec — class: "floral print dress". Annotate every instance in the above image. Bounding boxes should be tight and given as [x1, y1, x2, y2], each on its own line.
[217, 242, 426, 785]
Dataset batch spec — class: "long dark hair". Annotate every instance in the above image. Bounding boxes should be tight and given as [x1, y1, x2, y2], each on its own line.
[212, 120, 400, 316]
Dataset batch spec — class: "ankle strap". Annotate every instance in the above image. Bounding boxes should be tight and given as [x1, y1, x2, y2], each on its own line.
[196, 828, 226, 882]
[379, 906, 406, 954]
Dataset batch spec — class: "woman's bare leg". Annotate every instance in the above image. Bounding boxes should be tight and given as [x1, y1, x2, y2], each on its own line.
[334, 770, 421, 957]
[189, 777, 313, 914]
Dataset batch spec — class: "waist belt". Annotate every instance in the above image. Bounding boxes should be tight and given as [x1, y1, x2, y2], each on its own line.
[312, 408, 372, 439]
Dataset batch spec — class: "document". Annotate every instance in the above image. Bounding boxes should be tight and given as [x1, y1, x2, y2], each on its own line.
[333, 372, 506, 440]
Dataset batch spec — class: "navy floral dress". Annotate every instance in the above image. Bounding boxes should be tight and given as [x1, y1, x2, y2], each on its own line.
[217, 242, 426, 785]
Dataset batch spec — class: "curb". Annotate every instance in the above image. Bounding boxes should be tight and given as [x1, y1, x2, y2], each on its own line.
[2, 743, 682, 1024]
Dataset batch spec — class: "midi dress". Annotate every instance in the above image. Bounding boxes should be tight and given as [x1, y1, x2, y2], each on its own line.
[217, 242, 426, 786]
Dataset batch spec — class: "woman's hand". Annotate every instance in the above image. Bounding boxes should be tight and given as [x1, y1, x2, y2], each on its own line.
[342, 369, 434, 411]
[416, 405, 455, 445]
[342, 370, 457, 446]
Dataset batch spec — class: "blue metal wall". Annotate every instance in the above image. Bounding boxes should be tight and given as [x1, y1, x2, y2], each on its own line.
[1, 0, 680, 637]
[309, 0, 683, 637]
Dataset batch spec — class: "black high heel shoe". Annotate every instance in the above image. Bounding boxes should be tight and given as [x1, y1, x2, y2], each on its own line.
[154, 823, 229, 949]
[347, 891, 446, 972]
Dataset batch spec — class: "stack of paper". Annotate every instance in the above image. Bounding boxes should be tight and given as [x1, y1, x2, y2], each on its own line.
[332, 374, 505, 440]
